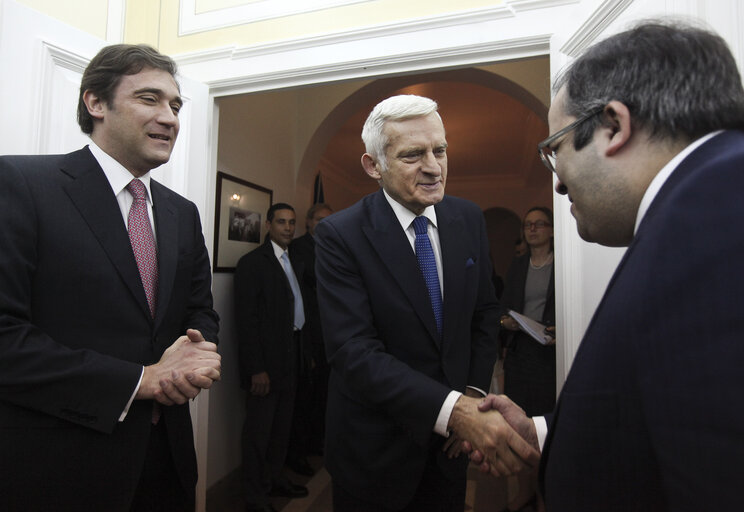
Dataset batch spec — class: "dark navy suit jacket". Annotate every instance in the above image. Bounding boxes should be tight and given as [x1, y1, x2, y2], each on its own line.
[540, 131, 744, 511]
[315, 189, 500, 509]
[0, 147, 219, 511]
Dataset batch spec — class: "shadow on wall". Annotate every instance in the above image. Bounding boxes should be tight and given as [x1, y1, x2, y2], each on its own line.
[484, 206, 522, 283]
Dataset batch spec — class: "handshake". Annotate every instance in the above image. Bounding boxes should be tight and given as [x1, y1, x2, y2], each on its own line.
[447, 393, 541, 478]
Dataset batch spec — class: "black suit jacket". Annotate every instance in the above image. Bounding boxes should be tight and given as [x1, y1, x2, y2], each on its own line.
[234, 239, 305, 388]
[315, 190, 500, 508]
[540, 131, 744, 511]
[0, 147, 219, 511]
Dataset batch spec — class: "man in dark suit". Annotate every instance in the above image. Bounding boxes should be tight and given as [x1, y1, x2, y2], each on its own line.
[314, 94, 540, 512]
[287, 202, 333, 472]
[0, 44, 221, 511]
[472, 21, 744, 511]
[234, 203, 309, 512]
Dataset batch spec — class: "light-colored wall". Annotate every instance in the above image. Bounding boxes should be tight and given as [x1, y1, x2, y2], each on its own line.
[19, 0, 508, 50]
[16, 0, 108, 39]
[159, 0, 507, 54]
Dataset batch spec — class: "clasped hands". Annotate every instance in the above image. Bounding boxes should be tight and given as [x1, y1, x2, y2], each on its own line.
[137, 329, 222, 405]
[447, 393, 540, 478]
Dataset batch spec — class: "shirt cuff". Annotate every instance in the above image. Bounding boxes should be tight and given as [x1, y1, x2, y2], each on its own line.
[465, 385, 487, 397]
[119, 367, 144, 422]
[434, 390, 462, 437]
[534, 415, 548, 452]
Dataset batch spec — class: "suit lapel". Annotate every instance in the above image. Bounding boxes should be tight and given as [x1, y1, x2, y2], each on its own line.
[362, 191, 440, 345]
[61, 148, 152, 321]
[151, 180, 177, 328]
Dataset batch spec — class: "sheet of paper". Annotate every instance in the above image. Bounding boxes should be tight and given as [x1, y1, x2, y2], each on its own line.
[508, 310, 552, 345]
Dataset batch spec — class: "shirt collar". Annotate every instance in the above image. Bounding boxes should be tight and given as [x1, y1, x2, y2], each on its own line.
[88, 140, 153, 204]
[634, 131, 722, 234]
[382, 189, 439, 232]
[271, 239, 287, 260]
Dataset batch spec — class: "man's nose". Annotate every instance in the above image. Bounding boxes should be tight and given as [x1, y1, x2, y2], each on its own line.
[421, 152, 441, 173]
[157, 103, 179, 127]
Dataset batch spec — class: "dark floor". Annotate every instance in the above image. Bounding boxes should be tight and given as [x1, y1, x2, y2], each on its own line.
[206, 458, 518, 511]
[206, 455, 330, 512]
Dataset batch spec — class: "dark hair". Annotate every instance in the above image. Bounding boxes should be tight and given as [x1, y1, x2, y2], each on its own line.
[524, 206, 553, 226]
[306, 202, 333, 220]
[524, 206, 553, 252]
[267, 203, 295, 222]
[555, 21, 744, 150]
[77, 44, 178, 134]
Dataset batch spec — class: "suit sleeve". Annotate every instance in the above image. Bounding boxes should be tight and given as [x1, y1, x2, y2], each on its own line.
[0, 157, 142, 434]
[315, 219, 452, 446]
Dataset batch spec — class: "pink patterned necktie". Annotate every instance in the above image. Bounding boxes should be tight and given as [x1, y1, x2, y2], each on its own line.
[126, 179, 158, 317]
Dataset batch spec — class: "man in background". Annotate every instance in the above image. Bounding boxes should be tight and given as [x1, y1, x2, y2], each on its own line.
[235, 203, 309, 512]
[287, 202, 334, 472]
[315, 94, 539, 512]
[473, 21, 744, 511]
[0, 44, 221, 511]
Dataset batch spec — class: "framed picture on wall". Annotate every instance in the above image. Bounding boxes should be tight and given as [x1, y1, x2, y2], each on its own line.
[213, 171, 272, 272]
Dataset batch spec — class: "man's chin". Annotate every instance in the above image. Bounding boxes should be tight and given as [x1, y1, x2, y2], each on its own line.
[421, 190, 444, 205]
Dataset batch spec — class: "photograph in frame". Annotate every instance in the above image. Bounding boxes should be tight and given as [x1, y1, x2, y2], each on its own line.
[213, 171, 272, 272]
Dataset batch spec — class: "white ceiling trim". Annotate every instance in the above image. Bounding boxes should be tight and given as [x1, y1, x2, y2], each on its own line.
[561, 0, 633, 56]
[200, 34, 550, 96]
[106, 0, 126, 43]
[175, 1, 584, 94]
[177, 4, 516, 62]
[181, 0, 372, 35]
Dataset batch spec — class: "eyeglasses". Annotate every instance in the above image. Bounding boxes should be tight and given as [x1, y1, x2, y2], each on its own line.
[537, 106, 604, 173]
[524, 221, 552, 230]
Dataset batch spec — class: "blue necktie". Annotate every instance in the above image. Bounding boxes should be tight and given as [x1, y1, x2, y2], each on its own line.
[413, 216, 442, 335]
[281, 251, 305, 330]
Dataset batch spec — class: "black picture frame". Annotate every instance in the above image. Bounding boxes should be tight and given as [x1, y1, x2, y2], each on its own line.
[213, 171, 272, 272]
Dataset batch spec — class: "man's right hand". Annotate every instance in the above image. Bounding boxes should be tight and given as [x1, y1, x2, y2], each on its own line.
[465, 394, 540, 476]
[137, 329, 221, 405]
[448, 394, 540, 477]
[250, 371, 270, 396]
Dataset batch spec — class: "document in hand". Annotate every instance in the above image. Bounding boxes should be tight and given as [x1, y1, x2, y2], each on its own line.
[507, 310, 553, 345]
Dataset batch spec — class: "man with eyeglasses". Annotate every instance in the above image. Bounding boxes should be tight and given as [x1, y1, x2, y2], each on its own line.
[469, 21, 744, 511]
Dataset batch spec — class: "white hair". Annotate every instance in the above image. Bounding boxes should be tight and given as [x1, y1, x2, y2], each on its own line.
[361, 95, 441, 171]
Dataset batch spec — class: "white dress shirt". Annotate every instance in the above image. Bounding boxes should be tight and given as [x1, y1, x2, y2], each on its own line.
[88, 141, 155, 421]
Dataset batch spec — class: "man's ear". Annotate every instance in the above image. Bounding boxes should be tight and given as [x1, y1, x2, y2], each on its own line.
[602, 100, 632, 157]
[82, 90, 105, 121]
[361, 153, 382, 179]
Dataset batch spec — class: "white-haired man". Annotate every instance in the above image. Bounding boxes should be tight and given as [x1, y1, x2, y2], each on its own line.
[315, 95, 539, 511]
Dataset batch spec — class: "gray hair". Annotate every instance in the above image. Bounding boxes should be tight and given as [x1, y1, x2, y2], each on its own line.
[361, 95, 441, 171]
[556, 20, 744, 150]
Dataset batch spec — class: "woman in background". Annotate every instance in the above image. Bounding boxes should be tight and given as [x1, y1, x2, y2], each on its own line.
[499, 206, 556, 417]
